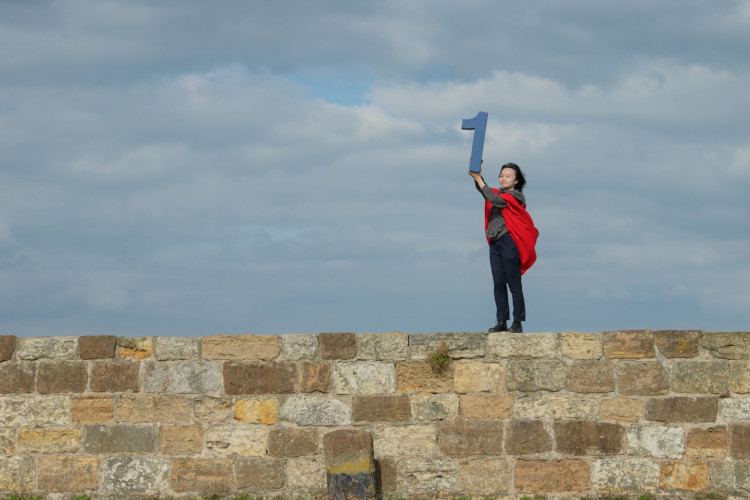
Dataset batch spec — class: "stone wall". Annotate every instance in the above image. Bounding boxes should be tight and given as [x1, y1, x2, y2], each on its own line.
[1, 330, 750, 499]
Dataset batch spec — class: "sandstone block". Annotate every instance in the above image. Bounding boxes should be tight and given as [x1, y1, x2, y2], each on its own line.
[513, 392, 599, 419]
[460, 393, 512, 419]
[616, 361, 669, 395]
[453, 361, 504, 393]
[17, 336, 77, 360]
[702, 331, 750, 359]
[101, 456, 170, 493]
[568, 361, 615, 393]
[396, 361, 452, 393]
[235, 457, 286, 490]
[332, 361, 396, 395]
[72, 395, 115, 423]
[600, 397, 642, 422]
[438, 419, 504, 457]
[376, 457, 397, 493]
[686, 426, 726, 458]
[627, 424, 685, 458]
[411, 393, 459, 420]
[323, 429, 376, 500]
[721, 397, 750, 421]
[172, 360, 222, 393]
[18, 428, 81, 453]
[654, 330, 701, 358]
[299, 361, 331, 393]
[159, 425, 204, 455]
[646, 396, 718, 423]
[670, 360, 730, 395]
[515, 459, 590, 493]
[730, 423, 750, 459]
[603, 330, 654, 359]
[489, 332, 559, 358]
[171, 459, 233, 493]
[202, 334, 279, 360]
[408, 332, 485, 360]
[37, 456, 97, 492]
[353, 394, 410, 421]
[90, 361, 139, 392]
[560, 332, 603, 359]
[397, 457, 457, 493]
[37, 360, 87, 393]
[235, 397, 279, 424]
[374, 425, 438, 457]
[82, 424, 157, 453]
[506, 420, 552, 455]
[223, 361, 297, 394]
[0, 335, 16, 361]
[507, 359, 568, 391]
[0, 395, 70, 426]
[280, 394, 352, 426]
[0, 428, 14, 453]
[154, 336, 199, 360]
[141, 359, 170, 392]
[0, 362, 35, 393]
[79, 335, 117, 359]
[194, 396, 233, 423]
[659, 460, 709, 492]
[0, 456, 34, 491]
[205, 424, 269, 457]
[555, 421, 624, 456]
[268, 427, 318, 457]
[458, 458, 510, 494]
[357, 332, 408, 360]
[117, 336, 153, 359]
[116, 394, 192, 423]
[319, 332, 357, 360]
[280, 333, 319, 360]
[709, 460, 750, 491]
[287, 457, 327, 493]
[592, 457, 660, 494]
[732, 362, 750, 393]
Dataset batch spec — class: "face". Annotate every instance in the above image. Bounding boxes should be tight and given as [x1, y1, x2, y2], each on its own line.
[499, 167, 518, 190]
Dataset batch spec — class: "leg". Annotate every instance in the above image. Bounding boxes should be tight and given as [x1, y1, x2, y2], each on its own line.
[498, 233, 525, 322]
[489, 239, 510, 322]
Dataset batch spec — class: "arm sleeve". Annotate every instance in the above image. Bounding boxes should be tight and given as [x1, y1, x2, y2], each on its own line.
[479, 185, 508, 208]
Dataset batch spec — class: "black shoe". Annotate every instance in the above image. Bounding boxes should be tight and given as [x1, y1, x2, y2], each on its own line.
[509, 321, 523, 333]
[488, 320, 508, 333]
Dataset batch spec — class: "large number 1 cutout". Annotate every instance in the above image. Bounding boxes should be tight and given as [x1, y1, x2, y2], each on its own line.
[462, 111, 488, 173]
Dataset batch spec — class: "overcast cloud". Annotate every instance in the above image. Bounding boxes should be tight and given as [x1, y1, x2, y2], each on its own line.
[1, 0, 749, 336]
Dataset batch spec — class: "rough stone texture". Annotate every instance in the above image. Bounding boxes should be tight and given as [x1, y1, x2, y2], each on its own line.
[669, 361, 730, 395]
[374, 425, 438, 457]
[702, 331, 750, 359]
[171, 459, 233, 493]
[17, 427, 81, 453]
[357, 332, 408, 361]
[268, 427, 318, 457]
[560, 332, 603, 359]
[234, 397, 278, 425]
[194, 396, 233, 423]
[286, 457, 327, 492]
[408, 332, 485, 360]
[299, 361, 331, 393]
[410, 393, 459, 420]
[90, 361, 140, 392]
[731, 362, 750, 393]
[37, 360, 87, 393]
[280, 395, 352, 426]
[82, 424, 157, 453]
[459, 393, 512, 419]
[16, 336, 77, 360]
[659, 460, 709, 492]
[489, 332, 559, 358]
[686, 426, 727, 458]
[202, 334, 279, 360]
[0, 362, 35, 393]
[332, 361, 396, 395]
[235, 457, 286, 490]
[654, 330, 701, 358]
[159, 425, 204, 455]
[323, 429, 376, 499]
[205, 425, 269, 456]
[141, 359, 170, 393]
[568, 361, 615, 393]
[223, 361, 297, 394]
[592, 457, 660, 494]
[506, 420, 553, 455]
[79, 335, 117, 359]
[0, 395, 70, 426]
[513, 392, 599, 419]
[709, 460, 750, 492]
[37, 456, 97, 492]
[319, 332, 357, 360]
[555, 421, 624, 456]
[353, 394, 410, 421]
[396, 361, 452, 393]
[507, 359, 568, 391]
[116, 394, 192, 423]
[117, 337, 153, 359]
[0, 428, 14, 453]
[600, 397, 642, 422]
[730, 423, 750, 459]
[603, 330, 655, 359]
[438, 419, 504, 457]
[515, 459, 590, 493]
[100, 456, 170, 493]
[721, 397, 750, 421]
[616, 361, 670, 395]
[646, 396, 719, 423]
[0, 456, 34, 491]
[627, 425, 685, 458]
[376, 457, 397, 494]
[0, 335, 16, 361]
[154, 336, 199, 360]
[458, 458, 510, 494]
[453, 361, 504, 393]
[280, 333, 319, 360]
[397, 457, 457, 493]
[172, 360, 222, 393]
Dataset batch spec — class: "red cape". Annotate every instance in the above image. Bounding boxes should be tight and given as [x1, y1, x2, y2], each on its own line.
[484, 189, 539, 274]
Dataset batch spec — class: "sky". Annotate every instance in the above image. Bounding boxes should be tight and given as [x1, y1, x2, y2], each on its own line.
[1, 0, 749, 337]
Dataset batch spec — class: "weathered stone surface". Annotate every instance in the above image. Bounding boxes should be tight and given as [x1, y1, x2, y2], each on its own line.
[154, 336, 199, 360]
[616, 361, 669, 395]
[79, 335, 117, 359]
[646, 396, 718, 423]
[280, 333, 319, 360]
[568, 361, 615, 393]
[18, 428, 81, 453]
[659, 460, 709, 492]
[513, 392, 599, 419]
[506, 420, 552, 455]
[235, 397, 279, 424]
[159, 425, 204, 455]
[374, 425, 438, 457]
[515, 459, 590, 493]
[507, 359, 568, 391]
[101, 456, 170, 493]
[202, 334, 280, 360]
[90, 361, 140, 392]
[141, 359, 170, 393]
[0, 395, 70, 426]
[670, 360, 730, 395]
[627, 425, 685, 458]
[235, 457, 286, 490]
[280, 395, 352, 426]
[730, 423, 750, 459]
[555, 421, 624, 456]
[37, 456, 97, 492]
[397, 457, 457, 493]
[489, 332, 559, 358]
[708, 460, 750, 492]
[410, 393, 459, 420]
[702, 331, 750, 359]
[721, 397, 750, 421]
[396, 361, 452, 393]
[603, 330, 654, 359]
[194, 396, 233, 423]
[732, 362, 750, 393]
[0, 456, 34, 491]
[82, 424, 157, 453]
[438, 419, 504, 457]
[323, 429, 376, 499]
[172, 360, 222, 393]
[0, 335, 16, 361]
[600, 397, 642, 422]
[332, 361, 396, 395]
[453, 361, 504, 393]
[223, 361, 297, 394]
[299, 361, 331, 393]
[357, 332, 408, 361]
[117, 337, 153, 359]
[592, 457, 660, 494]
[654, 330, 701, 358]
[0, 428, 14, 453]
[116, 394, 192, 423]
[460, 393, 512, 419]
[37, 360, 87, 393]
[0, 362, 35, 393]
[686, 426, 726, 458]
[268, 427, 318, 457]
[287, 457, 327, 492]
[17, 336, 77, 360]
[171, 459, 233, 493]
[409, 332, 485, 360]
[560, 332, 603, 359]
[205, 425, 269, 456]
[319, 332, 357, 360]
[353, 394, 410, 421]
[458, 458, 510, 494]
[376, 457, 397, 493]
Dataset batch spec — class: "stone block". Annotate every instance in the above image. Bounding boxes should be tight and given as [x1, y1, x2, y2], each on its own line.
[17, 336, 77, 360]
[708, 460, 748, 492]
[560, 332, 603, 359]
[37, 360, 87, 393]
[489, 332, 559, 358]
[323, 429, 376, 500]
[373, 425, 438, 457]
[154, 336, 199, 360]
[702, 331, 750, 359]
[171, 459, 233, 493]
[0, 335, 16, 361]
[670, 360, 730, 395]
[397, 457, 457, 493]
[654, 330, 701, 358]
[172, 360, 222, 393]
[616, 361, 669, 395]
[646, 396, 718, 423]
[332, 361, 396, 395]
[568, 361, 615, 393]
[459, 393, 512, 419]
[659, 460, 709, 492]
[287, 457, 327, 493]
[600, 397, 642, 422]
[141, 359, 170, 392]
[223, 361, 297, 394]
[79, 335, 117, 359]
[235, 457, 286, 490]
[438, 419, 504, 457]
[0, 362, 35, 393]
[205, 424, 269, 456]
[603, 330, 655, 359]
[159, 425, 204, 455]
[117, 337, 153, 359]
[90, 361, 140, 392]
[194, 396, 233, 423]
[0, 428, 14, 453]
[721, 397, 750, 421]
[268, 427, 318, 457]
[513, 392, 599, 419]
[686, 426, 726, 458]
[375, 457, 397, 493]
[280, 395, 352, 426]
[116, 394, 192, 423]
[507, 359, 568, 391]
[515, 459, 590, 493]
[299, 361, 331, 393]
[72, 395, 114, 423]
[592, 457, 660, 494]
[280, 333, 319, 360]
[408, 332, 485, 360]
[37, 456, 97, 492]
[0, 456, 34, 491]
[82, 424, 157, 453]
[411, 393, 459, 420]
[0, 395, 70, 426]
[627, 424, 685, 458]
[555, 421, 624, 456]
[453, 361, 504, 393]
[17, 428, 81, 453]
[319, 332, 357, 360]
[396, 361, 452, 393]
[352, 394, 411, 422]
[357, 332, 408, 360]
[506, 420, 552, 455]
[458, 458, 510, 494]
[730, 423, 750, 459]
[235, 397, 279, 424]
[732, 361, 750, 393]
[202, 334, 279, 360]
[101, 456, 170, 493]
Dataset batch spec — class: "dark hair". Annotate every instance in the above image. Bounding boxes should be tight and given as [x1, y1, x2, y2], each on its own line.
[500, 162, 526, 192]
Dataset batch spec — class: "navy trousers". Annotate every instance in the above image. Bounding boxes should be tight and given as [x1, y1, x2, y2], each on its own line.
[489, 232, 525, 322]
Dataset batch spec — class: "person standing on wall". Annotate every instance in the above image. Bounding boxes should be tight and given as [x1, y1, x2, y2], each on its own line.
[469, 162, 538, 333]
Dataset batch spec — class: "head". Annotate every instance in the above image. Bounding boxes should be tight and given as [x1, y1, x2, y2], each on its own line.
[499, 162, 526, 192]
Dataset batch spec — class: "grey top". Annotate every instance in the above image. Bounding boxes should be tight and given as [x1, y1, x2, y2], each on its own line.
[476, 182, 526, 241]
